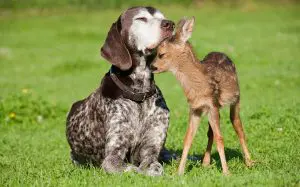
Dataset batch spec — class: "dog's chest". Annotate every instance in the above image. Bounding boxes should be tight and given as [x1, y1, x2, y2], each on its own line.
[130, 57, 152, 92]
[131, 98, 158, 142]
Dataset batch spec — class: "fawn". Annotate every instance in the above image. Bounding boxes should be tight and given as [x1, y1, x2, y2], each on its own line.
[151, 17, 254, 175]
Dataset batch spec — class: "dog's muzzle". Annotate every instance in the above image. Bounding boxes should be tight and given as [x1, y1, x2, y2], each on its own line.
[161, 20, 175, 31]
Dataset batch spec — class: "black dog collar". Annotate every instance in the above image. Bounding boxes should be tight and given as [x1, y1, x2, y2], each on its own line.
[109, 68, 156, 102]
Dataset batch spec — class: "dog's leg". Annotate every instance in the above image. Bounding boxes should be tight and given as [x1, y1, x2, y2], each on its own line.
[208, 107, 230, 175]
[101, 114, 138, 173]
[136, 99, 169, 176]
[202, 124, 213, 166]
[178, 110, 201, 175]
[230, 101, 254, 167]
[102, 132, 138, 173]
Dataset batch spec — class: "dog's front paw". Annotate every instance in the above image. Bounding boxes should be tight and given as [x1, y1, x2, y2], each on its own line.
[101, 156, 125, 173]
[124, 164, 139, 173]
[142, 162, 164, 176]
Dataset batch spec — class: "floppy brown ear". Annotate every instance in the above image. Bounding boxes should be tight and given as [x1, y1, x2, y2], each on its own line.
[175, 17, 195, 44]
[100, 17, 132, 71]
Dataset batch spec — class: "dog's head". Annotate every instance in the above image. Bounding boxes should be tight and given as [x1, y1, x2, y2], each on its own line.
[151, 17, 195, 74]
[101, 7, 175, 71]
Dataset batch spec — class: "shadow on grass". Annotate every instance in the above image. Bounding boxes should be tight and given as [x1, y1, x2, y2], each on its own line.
[70, 147, 243, 173]
[159, 147, 243, 172]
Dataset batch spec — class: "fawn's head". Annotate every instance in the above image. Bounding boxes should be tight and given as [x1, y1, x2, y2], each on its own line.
[151, 17, 196, 73]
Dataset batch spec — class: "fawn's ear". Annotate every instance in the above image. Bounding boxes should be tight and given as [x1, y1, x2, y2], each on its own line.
[100, 16, 132, 71]
[175, 17, 195, 43]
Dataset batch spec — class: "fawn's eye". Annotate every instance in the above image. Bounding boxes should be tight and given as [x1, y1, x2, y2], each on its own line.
[158, 53, 165, 59]
[136, 17, 147, 22]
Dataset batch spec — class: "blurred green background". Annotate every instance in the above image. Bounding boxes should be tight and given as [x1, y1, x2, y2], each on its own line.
[0, 0, 300, 186]
[0, 0, 299, 9]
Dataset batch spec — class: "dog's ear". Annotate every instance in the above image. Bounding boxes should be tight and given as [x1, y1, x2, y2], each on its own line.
[175, 17, 195, 44]
[100, 17, 132, 70]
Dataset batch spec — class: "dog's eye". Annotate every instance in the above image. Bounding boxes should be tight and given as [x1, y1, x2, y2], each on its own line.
[158, 53, 165, 59]
[136, 17, 147, 22]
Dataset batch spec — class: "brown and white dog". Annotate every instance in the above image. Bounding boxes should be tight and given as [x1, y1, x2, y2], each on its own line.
[66, 7, 174, 176]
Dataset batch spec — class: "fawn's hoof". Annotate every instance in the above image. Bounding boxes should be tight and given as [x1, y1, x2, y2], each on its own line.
[223, 170, 231, 176]
[178, 168, 185, 176]
[202, 158, 211, 167]
[202, 162, 210, 167]
[246, 159, 256, 167]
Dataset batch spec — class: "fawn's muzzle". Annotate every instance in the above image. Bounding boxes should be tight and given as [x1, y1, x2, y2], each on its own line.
[150, 64, 158, 72]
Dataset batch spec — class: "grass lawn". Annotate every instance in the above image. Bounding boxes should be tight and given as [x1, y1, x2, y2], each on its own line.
[1, 4, 300, 186]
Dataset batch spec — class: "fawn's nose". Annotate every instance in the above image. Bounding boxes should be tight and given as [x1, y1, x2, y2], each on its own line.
[161, 20, 175, 31]
[150, 64, 158, 72]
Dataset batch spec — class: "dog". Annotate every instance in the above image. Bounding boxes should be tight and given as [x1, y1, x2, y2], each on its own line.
[66, 6, 174, 176]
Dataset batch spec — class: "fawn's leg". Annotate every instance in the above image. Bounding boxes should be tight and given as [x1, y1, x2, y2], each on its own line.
[208, 107, 229, 175]
[202, 124, 213, 166]
[178, 110, 201, 175]
[230, 101, 254, 167]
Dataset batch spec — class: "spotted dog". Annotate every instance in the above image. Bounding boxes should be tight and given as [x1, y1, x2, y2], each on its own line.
[66, 7, 175, 176]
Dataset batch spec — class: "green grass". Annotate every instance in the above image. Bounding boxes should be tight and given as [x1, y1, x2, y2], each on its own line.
[1, 4, 300, 187]
[0, 0, 193, 9]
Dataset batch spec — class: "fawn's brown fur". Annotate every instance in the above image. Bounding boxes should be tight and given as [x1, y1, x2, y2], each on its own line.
[151, 17, 254, 175]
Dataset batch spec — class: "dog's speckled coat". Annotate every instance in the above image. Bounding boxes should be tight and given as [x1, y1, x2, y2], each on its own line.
[66, 7, 174, 176]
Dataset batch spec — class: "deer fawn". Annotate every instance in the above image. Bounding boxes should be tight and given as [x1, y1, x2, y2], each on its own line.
[151, 17, 254, 175]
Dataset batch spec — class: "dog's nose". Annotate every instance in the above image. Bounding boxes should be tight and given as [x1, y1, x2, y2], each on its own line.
[161, 20, 175, 30]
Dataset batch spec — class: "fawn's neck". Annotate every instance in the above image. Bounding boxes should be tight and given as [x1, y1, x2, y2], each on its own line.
[170, 48, 207, 106]
[174, 62, 202, 88]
